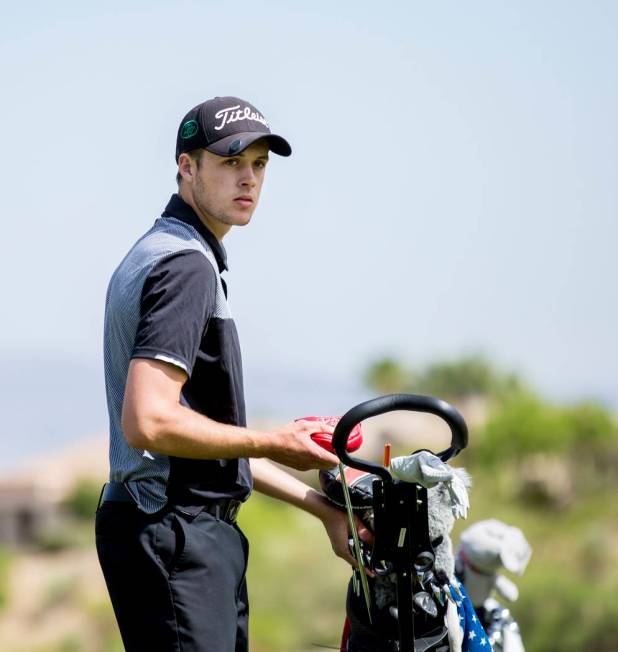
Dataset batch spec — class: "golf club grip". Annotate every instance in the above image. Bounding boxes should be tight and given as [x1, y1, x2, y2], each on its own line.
[332, 394, 468, 481]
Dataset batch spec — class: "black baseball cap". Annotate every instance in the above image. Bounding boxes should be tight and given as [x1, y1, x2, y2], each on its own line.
[175, 96, 292, 162]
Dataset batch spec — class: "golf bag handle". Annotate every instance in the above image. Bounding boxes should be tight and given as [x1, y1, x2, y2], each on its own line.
[332, 393, 468, 483]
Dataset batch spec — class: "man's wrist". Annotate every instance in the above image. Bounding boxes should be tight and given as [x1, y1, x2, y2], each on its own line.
[303, 488, 337, 521]
[246, 428, 278, 459]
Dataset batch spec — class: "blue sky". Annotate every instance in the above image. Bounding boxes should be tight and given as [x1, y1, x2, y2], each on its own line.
[1, 1, 617, 464]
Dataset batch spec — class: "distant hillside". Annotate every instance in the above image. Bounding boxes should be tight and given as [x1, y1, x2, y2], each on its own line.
[0, 356, 108, 474]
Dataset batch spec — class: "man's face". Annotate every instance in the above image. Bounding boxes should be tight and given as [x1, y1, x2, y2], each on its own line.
[183, 140, 269, 239]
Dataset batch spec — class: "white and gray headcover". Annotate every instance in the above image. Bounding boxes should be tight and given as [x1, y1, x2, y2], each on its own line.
[390, 451, 472, 580]
[456, 519, 532, 606]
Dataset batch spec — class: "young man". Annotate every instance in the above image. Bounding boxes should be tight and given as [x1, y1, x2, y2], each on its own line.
[97, 96, 372, 652]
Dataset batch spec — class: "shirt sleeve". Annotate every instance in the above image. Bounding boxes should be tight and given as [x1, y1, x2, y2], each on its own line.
[131, 249, 217, 375]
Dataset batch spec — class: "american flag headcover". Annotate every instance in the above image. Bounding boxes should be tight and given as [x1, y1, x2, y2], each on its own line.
[451, 580, 493, 650]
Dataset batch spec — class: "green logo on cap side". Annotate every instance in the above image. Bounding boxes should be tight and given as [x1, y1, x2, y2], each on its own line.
[180, 119, 198, 139]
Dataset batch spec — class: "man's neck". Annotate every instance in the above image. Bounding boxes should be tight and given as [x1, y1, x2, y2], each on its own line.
[178, 186, 230, 241]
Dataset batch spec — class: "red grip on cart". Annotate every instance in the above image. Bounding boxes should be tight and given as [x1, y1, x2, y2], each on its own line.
[296, 415, 363, 454]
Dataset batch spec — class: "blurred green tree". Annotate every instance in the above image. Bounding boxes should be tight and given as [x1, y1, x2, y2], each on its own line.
[477, 392, 616, 464]
[0, 547, 12, 610]
[417, 354, 506, 399]
[364, 353, 524, 400]
[363, 357, 412, 393]
[565, 401, 616, 448]
[63, 479, 102, 521]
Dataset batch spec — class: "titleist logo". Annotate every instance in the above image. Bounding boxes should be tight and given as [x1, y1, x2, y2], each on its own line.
[214, 105, 269, 131]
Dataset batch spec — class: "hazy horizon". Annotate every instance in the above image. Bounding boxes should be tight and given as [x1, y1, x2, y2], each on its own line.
[2, 1, 617, 471]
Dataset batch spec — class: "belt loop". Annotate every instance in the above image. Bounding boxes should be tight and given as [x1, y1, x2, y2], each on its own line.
[215, 504, 221, 520]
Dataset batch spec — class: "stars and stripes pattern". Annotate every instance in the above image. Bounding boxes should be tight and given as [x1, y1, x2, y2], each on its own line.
[450, 580, 493, 650]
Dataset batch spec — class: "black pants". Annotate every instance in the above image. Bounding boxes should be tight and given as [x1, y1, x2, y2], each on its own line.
[95, 501, 249, 652]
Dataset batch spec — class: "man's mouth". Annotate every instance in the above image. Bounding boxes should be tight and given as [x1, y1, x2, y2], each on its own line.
[234, 196, 254, 207]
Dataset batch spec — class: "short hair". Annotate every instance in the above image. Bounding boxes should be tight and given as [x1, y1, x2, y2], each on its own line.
[176, 148, 205, 185]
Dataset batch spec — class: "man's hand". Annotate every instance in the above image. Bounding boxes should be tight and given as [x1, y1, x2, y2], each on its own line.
[265, 420, 340, 471]
[320, 504, 375, 575]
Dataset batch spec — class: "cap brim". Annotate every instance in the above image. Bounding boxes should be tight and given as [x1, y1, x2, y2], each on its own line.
[206, 132, 292, 157]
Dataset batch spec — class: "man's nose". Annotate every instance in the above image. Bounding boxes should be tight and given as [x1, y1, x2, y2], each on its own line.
[239, 165, 257, 187]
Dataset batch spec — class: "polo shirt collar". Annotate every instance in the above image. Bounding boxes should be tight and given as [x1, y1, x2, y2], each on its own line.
[162, 194, 229, 272]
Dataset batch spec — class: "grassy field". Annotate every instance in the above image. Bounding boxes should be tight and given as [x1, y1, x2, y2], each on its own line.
[241, 441, 618, 652]
[0, 438, 617, 651]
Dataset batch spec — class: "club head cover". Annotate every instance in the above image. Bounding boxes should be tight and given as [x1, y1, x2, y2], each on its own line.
[446, 598, 464, 652]
[390, 450, 453, 487]
[296, 415, 363, 454]
[458, 519, 532, 576]
[319, 465, 377, 511]
[391, 451, 470, 519]
[494, 574, 519, 603]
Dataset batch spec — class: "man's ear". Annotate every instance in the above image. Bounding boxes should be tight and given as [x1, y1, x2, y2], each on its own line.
[177, 153, 195, 184]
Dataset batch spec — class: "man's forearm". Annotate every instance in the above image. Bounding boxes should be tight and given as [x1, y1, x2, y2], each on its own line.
[249, 458, 333, 520]
[249, 458, 375, 571]
[126, 400, 272, 459]
[137, 405, 335, 518]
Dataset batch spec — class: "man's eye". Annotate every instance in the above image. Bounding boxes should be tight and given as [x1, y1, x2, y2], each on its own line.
[255, 160, 267, 169]
[224, 159, 238, 166]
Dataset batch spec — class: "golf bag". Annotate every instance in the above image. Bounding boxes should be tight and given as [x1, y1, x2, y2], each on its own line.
[320, 394, 492, 652]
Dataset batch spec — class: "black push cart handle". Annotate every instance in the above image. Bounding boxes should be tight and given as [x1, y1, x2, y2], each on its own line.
[332, 394, 468, 483]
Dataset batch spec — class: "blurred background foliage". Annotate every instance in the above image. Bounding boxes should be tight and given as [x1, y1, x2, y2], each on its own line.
[364, 353, 618, 652]
[364, 353, 524, 400]
[0, 547, 13, 611]
[0, 354, 616, 651]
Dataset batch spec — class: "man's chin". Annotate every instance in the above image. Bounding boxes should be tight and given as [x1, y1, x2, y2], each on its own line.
[229, 210, 254, 226]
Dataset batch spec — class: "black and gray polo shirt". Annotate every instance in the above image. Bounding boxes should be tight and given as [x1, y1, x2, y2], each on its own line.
[103, 194, 252, 514]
